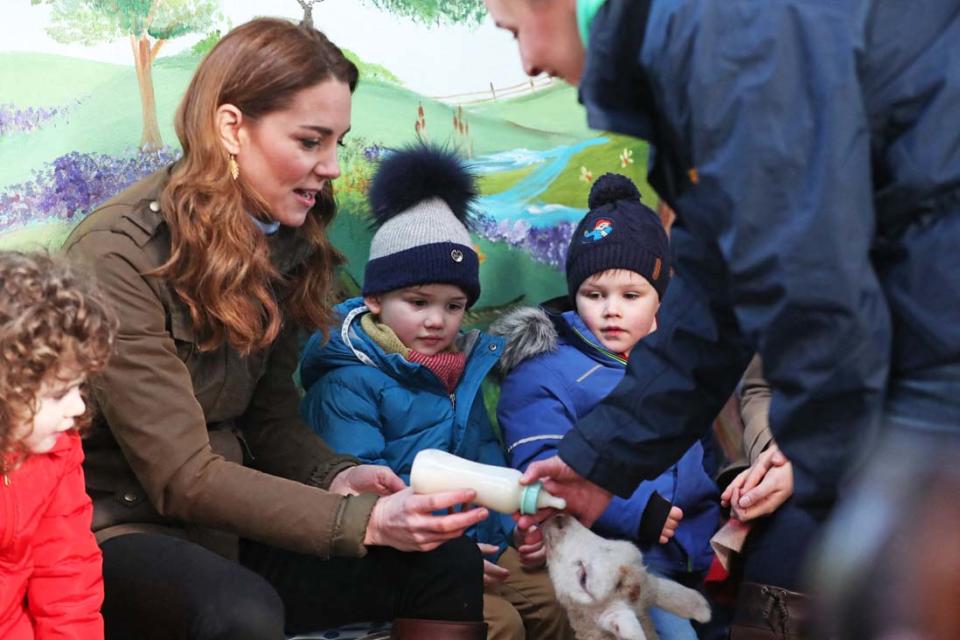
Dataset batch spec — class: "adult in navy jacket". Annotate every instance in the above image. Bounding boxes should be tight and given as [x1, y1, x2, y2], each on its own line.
[487, 0, 960, 634]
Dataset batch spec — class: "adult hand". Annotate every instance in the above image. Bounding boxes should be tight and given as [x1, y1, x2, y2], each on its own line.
[364, 487, 488, 552]
[733, 461, 793, 521]
[329, 464, 406, 497]
[513, 524, 546, 570]
[478, 543, 511, 587]
[720, 444, 788, 507]
[518, 456, 613, 529]
[660, 506, 683, 544]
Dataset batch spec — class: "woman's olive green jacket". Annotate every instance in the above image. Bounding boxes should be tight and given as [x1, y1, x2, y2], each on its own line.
[63, 168, 377, 559]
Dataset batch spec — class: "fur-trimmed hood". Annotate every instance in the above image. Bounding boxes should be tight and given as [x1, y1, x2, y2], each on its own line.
[488, 306, 559, 377]
[489, 298, 617, 377]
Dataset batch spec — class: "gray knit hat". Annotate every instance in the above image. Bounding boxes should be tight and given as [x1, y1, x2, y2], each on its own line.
[363, 145, 481, 306]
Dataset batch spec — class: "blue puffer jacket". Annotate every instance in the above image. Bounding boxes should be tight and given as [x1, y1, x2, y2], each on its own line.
[493, 305, 719, 575]
[563, 0, 960, 504]
[299, 297, 514, 557]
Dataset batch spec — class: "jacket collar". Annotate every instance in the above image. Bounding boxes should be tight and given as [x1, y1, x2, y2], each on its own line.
[577, 0, 607, 46]
[579, 0, 696, 207]
[328, 297, 501, 391]
[3, 433, 76, 474]
[118, 167, 172, 246]
[121, 165, 312, 275]
[578, 0, 657, 141]
[249, 214, 281, 235]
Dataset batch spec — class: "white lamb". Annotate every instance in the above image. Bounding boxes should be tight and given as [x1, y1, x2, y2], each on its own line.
[542, 513, 712, 640]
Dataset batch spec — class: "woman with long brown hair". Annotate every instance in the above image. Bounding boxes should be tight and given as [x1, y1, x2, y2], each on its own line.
[64, 18, 488, 640]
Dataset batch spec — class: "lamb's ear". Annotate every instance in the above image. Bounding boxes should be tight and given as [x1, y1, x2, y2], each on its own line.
[647, 574, 712, 623]
[598, 600, 647, 640]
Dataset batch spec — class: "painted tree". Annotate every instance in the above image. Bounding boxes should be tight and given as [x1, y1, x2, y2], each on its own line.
[295, 0, 325, 28]
[362, 0, 485, 26]
[33, 0, 220, 150]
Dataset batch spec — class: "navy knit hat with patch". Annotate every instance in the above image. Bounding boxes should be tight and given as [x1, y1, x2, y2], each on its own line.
[363, 144, 481, 307]
[565, 173, 670, 302]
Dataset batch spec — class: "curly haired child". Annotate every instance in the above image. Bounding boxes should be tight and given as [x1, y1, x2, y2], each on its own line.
[0, 251, 116, 640]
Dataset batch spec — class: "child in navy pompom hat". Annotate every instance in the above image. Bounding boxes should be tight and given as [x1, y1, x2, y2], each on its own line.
[565, 172, 670, 304]
[567, 173, 670, 300]
[299, 144, 576, 640]
[493, 173, 718, 640]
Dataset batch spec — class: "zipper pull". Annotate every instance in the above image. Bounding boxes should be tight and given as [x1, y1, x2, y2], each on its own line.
[3, 474, 9, 486]
[449, 393, 457, 409]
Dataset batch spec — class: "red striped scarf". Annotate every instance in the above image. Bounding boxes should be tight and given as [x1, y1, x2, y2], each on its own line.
[407, 349, 466, 394]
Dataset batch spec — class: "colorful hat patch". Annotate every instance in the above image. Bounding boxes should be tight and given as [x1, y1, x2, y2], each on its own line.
[583, 218, 614, 242]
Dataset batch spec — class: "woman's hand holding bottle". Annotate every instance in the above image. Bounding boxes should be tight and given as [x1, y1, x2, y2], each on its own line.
[364, 487, 489, 552]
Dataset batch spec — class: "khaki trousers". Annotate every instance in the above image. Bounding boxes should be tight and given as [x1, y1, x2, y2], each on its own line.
[483, 547, 575, 640]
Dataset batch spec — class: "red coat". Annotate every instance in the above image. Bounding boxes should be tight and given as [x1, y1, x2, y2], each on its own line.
[1, 433, 104, 639]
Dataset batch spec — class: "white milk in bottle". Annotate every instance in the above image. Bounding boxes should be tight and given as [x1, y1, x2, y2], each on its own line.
[410, 449, 566, 515]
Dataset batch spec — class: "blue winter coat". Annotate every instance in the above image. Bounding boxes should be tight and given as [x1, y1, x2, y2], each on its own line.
[299, 297, 514, 556]
[493, 305, 719, 575]
[563, 0, 960, 504]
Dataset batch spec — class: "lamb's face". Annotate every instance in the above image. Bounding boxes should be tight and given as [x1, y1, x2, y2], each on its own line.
[542, 514, 649, 609]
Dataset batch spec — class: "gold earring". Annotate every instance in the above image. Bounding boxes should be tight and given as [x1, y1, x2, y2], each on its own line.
[229, 155, 240, 180]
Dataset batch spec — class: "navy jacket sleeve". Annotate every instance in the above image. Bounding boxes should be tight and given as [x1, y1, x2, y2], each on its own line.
[565, 0, 891, 503]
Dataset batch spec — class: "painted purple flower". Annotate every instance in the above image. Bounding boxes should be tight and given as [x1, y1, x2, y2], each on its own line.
[0, 147, 181, 232]
[473, 212, 575, 268]
[0, 100, 82, 137]
[363, 144, 384, 162]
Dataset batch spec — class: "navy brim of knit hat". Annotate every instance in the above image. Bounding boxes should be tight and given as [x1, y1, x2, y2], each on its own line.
[363, 242, 481, 308]
[566, 244, 669, 303]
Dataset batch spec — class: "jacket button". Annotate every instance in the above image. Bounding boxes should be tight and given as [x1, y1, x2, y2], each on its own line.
[149, 200, 160, 212]
[122, 491, 138, 504]
[489, 344, 498, 351]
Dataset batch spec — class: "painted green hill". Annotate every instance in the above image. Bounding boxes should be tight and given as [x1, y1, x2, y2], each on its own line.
[0, 52, 593, 188]
[0, 52, 128, 105]
[0, 55, 194, 187]
[351, 81, 583, 155]
[539, 134, 657, 207]
[468, 82, 594, 139]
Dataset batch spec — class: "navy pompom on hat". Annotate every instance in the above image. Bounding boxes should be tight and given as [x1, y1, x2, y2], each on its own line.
[566, 173, 670, 301]
[363, 144, 481, 307]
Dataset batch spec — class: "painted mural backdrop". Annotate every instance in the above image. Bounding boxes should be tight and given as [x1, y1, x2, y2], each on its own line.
[0, 0, 656, 320]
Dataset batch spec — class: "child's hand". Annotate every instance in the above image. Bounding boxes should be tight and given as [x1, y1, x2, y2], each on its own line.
[513, 524, 547, 570]
[478, 543, 511, 586]
[329, 464, 406, 497]
[660, 506, 683, 544]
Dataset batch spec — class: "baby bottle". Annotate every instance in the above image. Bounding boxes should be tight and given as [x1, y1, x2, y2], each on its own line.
[410, 449, 567, 515]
